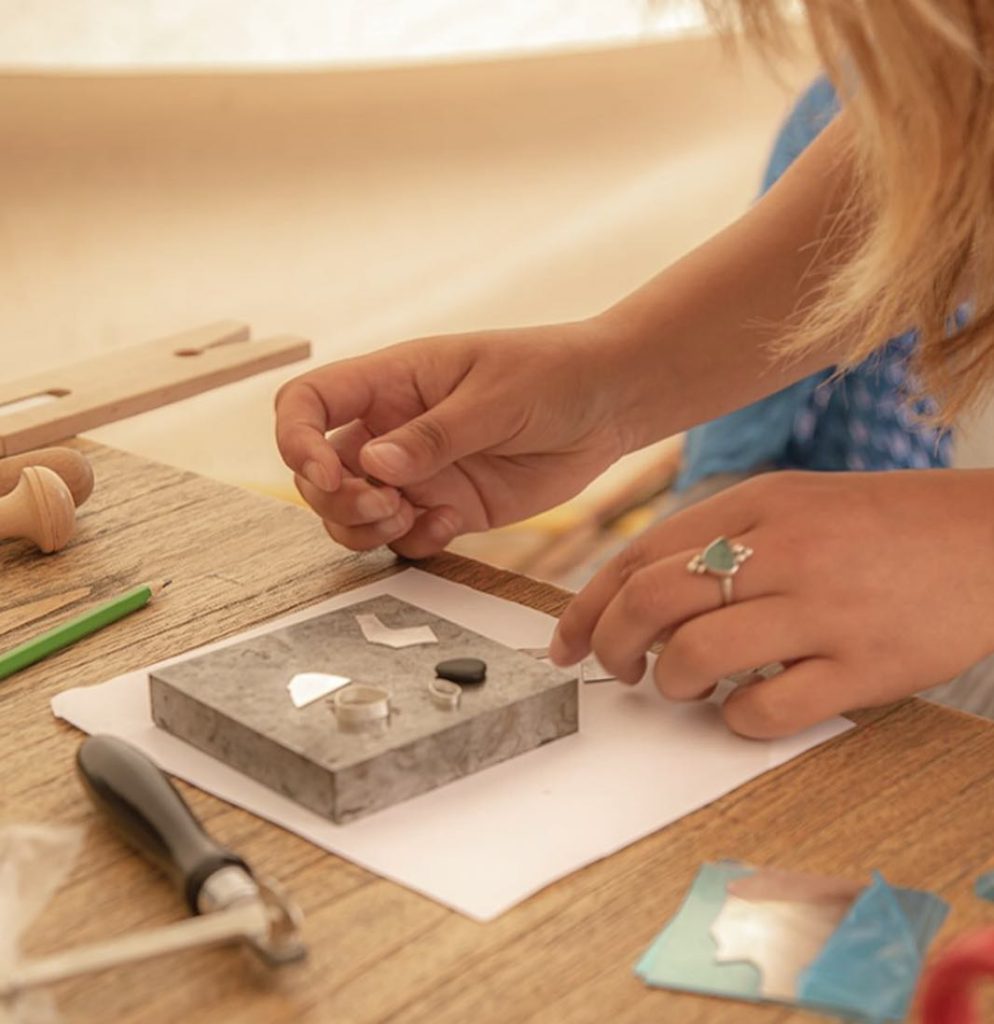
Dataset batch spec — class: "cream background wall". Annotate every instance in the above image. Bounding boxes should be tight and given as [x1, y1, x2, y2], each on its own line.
[2, 35, 824, 500]
[0, 1, 706, 67]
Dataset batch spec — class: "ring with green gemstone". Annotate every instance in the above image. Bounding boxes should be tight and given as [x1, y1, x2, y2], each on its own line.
[686, 537, 754, 606]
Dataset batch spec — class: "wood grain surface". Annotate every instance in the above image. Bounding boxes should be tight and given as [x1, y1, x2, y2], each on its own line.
[2, 441, 993, 1024]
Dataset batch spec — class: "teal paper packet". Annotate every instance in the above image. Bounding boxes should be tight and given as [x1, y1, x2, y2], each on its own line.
[975, 870, 994, 903]
[635, 861, 948, 1022]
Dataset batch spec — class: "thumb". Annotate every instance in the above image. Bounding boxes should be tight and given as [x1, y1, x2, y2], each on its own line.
[360, 396, 508, 485]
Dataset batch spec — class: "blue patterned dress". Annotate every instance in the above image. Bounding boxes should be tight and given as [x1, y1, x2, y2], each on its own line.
[677, 77, 952, 491]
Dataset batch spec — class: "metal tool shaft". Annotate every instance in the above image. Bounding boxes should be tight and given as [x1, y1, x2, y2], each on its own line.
[1, 736, 305, 1003]
[2, 899, 270, 998]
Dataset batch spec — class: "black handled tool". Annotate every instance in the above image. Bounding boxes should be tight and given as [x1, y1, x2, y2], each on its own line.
[77, 734, 252, 913]
[1, 735, 305, 1001]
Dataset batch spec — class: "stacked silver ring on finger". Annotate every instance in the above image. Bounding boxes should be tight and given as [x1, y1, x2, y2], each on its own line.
[687, 537, 754, 606]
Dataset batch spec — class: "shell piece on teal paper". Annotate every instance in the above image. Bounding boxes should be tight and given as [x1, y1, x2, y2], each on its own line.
[797, 872, 948, 1022]
[636, 862, 948, 1023]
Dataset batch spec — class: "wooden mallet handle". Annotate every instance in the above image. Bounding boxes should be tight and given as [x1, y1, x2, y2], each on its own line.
[0, 448, 94, 506]
[0, 466, 77, 553]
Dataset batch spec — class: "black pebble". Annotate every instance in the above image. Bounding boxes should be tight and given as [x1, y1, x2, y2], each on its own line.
[435, 658, 487, 685]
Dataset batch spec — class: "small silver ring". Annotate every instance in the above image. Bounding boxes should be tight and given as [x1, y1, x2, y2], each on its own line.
[687, 537, 754, 606]
[332, 684, 391, 724]
[428, 678, 462, 711]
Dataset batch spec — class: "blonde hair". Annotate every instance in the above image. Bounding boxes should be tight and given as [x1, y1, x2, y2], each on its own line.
[707, 0, 994, 420]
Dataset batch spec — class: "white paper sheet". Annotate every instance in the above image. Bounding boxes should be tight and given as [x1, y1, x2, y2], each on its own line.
[51, 569, 852, 921]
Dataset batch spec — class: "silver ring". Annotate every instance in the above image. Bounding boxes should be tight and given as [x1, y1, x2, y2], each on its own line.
[428, 678, 462, 711]
[687, 537, 754, 606]
[332, 684, 391, 724]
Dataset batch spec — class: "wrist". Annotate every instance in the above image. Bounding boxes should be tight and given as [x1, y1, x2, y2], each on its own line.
[584, 307, 683, 454]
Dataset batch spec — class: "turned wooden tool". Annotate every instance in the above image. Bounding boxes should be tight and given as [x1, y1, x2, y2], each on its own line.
[0, 447, 94, 506]
[0, 466, 77, 553]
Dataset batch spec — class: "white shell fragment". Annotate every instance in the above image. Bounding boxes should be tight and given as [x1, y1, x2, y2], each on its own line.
[518, 647, 615, 684]
[287, 673, 351, 708]
[355, 613, 437, 649]
[578, 655, 615, 684]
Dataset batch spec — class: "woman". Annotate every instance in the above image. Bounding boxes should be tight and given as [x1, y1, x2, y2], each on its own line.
[275, 1, 994, 738]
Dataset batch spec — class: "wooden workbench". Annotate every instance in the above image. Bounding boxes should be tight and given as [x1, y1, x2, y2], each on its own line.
[3, 440, 994, 1023]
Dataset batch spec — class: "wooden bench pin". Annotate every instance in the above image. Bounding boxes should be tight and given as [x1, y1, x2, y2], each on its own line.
[0, 447, 94, 506]
[0, 466, 77, 553]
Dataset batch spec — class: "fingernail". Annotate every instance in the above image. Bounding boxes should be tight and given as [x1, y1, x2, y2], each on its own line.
[377, 511, 409, 538]
[364, 442, 412, 479]
[618, 664, 643, 686]
[548, 632, 574, 666]
[356, 489, 396, 520]
[429, 512, 460, 544]
[303, 459, 331, 492]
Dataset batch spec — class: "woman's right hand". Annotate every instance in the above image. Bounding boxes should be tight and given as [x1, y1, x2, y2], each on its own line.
[274, 318, 634, 558]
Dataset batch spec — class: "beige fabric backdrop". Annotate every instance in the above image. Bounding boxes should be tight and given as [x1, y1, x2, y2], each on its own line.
[0, 0, 707, 68]
[1, 37, 816, 495]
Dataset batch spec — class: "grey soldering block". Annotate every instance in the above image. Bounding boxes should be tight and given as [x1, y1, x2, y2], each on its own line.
[149, 593, 578, 823]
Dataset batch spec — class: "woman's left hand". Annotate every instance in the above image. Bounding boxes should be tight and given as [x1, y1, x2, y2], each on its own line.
[549, 469, 994, 738]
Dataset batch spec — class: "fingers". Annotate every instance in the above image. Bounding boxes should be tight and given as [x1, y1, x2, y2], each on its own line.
[279, 362, 511, 504]
[294, 474, 405, 527]
[653, 596, 814, 700]
[329, 420, 374, 477]
[320, 503, 462, 556]
[721, 658, 845, 739]
[388, 506, 463, 559]
[321, 506, 418, 551]
[275, 364, 373, 490]
[274, 380, 340, 491]
[295, 412, 466, 557]
[296, 470, 462, 557]
[358, 389, 508, 487]
[550, 491, 760, 667]
[584, 541, 775, 685]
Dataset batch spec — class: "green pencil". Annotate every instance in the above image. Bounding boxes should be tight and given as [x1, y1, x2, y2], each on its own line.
[0, 580, 171, 681]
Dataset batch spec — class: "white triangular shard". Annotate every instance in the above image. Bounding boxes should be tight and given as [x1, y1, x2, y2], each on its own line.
[288, 673, 351, 708]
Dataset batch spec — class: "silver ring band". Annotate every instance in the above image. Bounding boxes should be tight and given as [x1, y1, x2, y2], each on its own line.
[428, 678, 462, 711]
[332, 684, 391, 724]
[687, 537, 754, 606]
